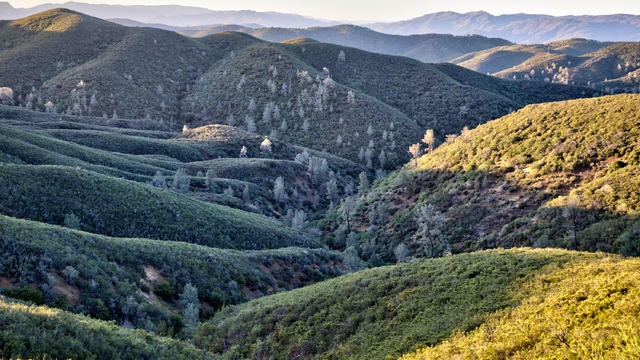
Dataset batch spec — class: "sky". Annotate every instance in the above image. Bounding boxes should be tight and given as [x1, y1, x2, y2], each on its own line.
[8, 0, 640, 22]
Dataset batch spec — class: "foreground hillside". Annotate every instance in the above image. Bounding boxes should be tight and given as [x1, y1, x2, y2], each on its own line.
[323, 94, 640, 262]
[453, 40, 640, 93]
[0, 215, 344, 333]
[0, 296, 219, 359]
[195, 249, 640, 359]
[0, 9, 602, 167]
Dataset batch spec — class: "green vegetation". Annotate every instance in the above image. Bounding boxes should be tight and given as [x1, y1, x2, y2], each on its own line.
[1, 9, 600, 167]
[0, 163, 313, 249]
[0, 296, 219, 359]
[195, 249, 612, 359]
[336, 94, 640, 262]
[0, 214, 344, 333]
[401, 253, 640, 359]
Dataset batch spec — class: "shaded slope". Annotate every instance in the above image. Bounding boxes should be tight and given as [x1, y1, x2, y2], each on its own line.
[0, 215, 344, 332]
[0, 164, 313, 249]
[332, 94, 640, 262]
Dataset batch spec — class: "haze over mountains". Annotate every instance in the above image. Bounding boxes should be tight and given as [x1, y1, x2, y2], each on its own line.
[3, 2, 640, 43]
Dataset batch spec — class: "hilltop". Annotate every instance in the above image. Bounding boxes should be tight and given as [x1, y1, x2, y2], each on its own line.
[195, 249, 640, 359]
[0, 9, 602, 168]
[325, 94, 640, 263]
[453, 39, 640, 93]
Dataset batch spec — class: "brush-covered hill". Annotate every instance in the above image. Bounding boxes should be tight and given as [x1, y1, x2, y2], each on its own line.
[0, 214, 345, 334]
[0, 296, 219, 360]
[453, 40, 640, 93]
[194, 248, 640, 360]
[1, 9, 602, 168]
[180, 24, 512, 63]
[0, 163, 314, 249]
[325, 94, 640, 263]
[185, 38, 601, 167]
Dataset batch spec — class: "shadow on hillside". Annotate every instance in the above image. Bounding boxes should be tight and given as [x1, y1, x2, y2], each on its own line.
[352, 167, 640, 263]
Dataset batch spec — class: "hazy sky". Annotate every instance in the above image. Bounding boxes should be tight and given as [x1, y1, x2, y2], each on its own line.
[9, 0, 640, 21]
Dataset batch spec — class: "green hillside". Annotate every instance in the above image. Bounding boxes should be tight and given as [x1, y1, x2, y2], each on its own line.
[0, 296, 219, 360]
[0, 163, 314, 249]
[401, 252, 640, 359]
[195, 249, 628, 360]
[1, 9, 603, 168]
[328, 94, 640, 262]
[0, 215, 344, 333]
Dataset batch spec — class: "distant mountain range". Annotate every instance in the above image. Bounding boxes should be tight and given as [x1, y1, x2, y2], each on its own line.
[2, 2, 640, 43]
[367, 11, 640, 43]
[0, 1, 336, 27]
[175, 24, 512, 63]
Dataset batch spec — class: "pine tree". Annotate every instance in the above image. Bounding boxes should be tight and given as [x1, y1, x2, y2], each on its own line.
[358, 172, 369, 195]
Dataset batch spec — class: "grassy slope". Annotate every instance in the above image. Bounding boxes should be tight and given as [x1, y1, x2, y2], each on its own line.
[401, 254, 640, 359]
[0, 163, 314, 249]
[195, 249, 614, 360]
[0, 215, 344, 328]
[337, 94, 640, 261]
[0, 296, 219, 360]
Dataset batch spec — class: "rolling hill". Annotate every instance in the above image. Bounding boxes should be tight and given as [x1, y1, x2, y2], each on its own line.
[324, 94, 640, 263]
[453, 39, 640, 93]
[0, 9, 603, 168]
[0, 295, 219, 360]
[195, 248, 640, 359]
[0, 214, 344, 333]
[178, 24, 512, 63]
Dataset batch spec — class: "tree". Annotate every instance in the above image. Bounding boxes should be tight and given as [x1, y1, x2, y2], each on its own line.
[172, 168, 190, 192]
[242, 185, 250, 202]
[292, 210, 306, 230]
[280, 119, 288, 132]
[338, 50, 346, 62]
[422, 129, 435, 153]
[408, 143, 421, 167]
[346, 90, 355, 104]
[326, 177, 338, 201]
[223, 186, 234, 197]
[339, 197, 357, 233]
[239, 145, 248, 158]
[274, 176, 287, 203]
[260, 137, 272, 152]
[248, 98, 256, 113]
[394, 243, 411, 263]
[563, 194, 581, 250]
[179, 283, 199, 337]
[414, 204, 447, 258]
[0, 87, 14, 105]
[302, 118, 310, 132]
[63, 213, 81, 229]
[262, 103, 272, 125]
[227, 113, 236, 126]
[379, 150, 386, 169]
[245, 115, 256, 133]
[343, 246, 363, 272]
[358, 172, 369, 195]
[152, 171, 166, 188]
